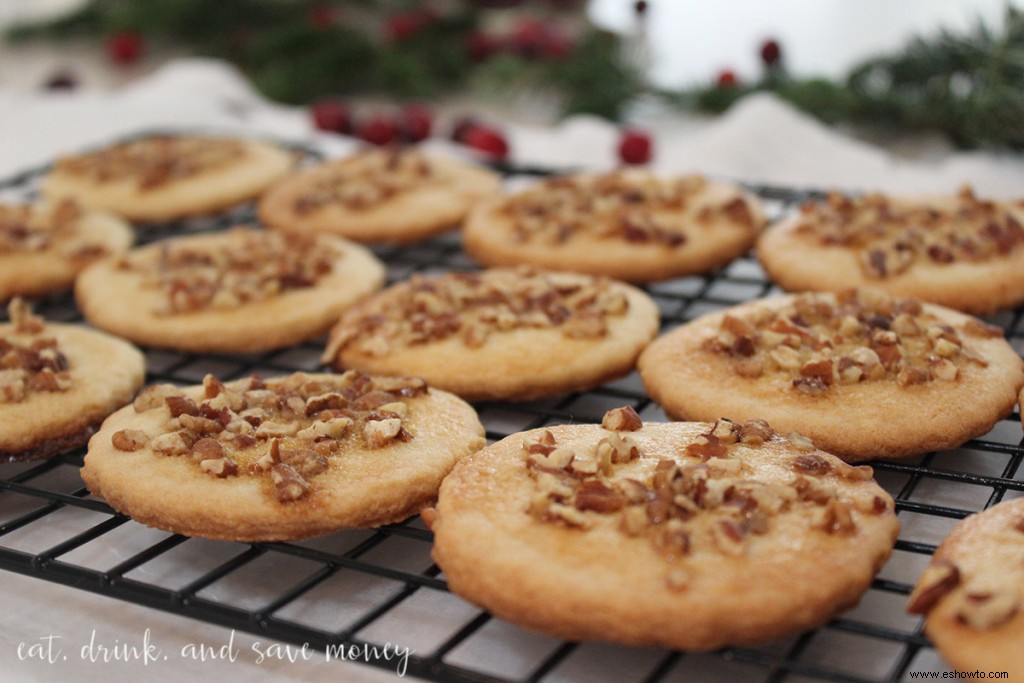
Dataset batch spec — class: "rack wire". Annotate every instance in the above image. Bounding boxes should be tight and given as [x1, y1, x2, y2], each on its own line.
[1, 152, 1022, 683]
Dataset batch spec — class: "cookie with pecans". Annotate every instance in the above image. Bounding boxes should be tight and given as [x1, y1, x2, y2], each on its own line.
[1, 299, 145, 462]
[462, 171, 766, 283]
[429, 408, 899, 651]
[75, 227, 385, 353]
[757, 187, 1024, 314]
[907, 497, 1024, 678]
[0, 198, 133, 301]
[41, 134, 295, 222]
[81, 371, 485, 540]
[638, 289, 1024, 462]
[257, 147, 502, 243]
[321, 267, 660, 402]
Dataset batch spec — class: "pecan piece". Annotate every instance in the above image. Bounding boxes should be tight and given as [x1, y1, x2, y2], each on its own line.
[601, 406, 643, 432]
[529, 446, 575, 471]
[814, 499, 856, 535]
[178, 413, 224, 436]
[165, 395, 200, 417]
[962, 318, 1003, 339]
[111, 429, 148, 451]
[280, 447, 328, 478]
[788, 432, 817, 451]
[896, 366, 932, 386]
[793, 453, 832, 476]
[574, 480, 627, 513]
[271, 463, 310, 502]
[200, 457, 238, 478]
[956, 591, 1019, 630]
[363, 417, 402, 448]
[542, 502, 591, 528]
[191, 437, 224, 461]
[297, 416, 353, 440]
[150, 431, 189, 456]
[685, 434, 728, 461]
[738, 419, 773, 445]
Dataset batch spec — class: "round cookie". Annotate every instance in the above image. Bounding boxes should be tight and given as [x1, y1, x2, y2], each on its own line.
[430, 408, 899, 651]
[321, 267, 660, 402]
[907, 497, 1024, 678]
[757, 187, 1024, 314]
[75, 227, 385, 354]
[463, 171, 766, 283]
[258, 147, 502, 243]
[0, 198, 133, 301]
[81, 371, 486, 541]
[638, 289, 1024, 462]
[1, 299, 145, 462]
[41, 135, 295, 222]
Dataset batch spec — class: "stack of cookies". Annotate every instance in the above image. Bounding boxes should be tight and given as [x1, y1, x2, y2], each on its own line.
[3, 131, 1023, 675]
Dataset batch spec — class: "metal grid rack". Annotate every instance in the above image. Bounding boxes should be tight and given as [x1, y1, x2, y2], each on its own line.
[1, 155, 1023, 683]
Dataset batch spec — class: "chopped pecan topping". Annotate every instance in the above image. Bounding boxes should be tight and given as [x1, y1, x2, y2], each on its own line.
[788, 433, 817, 451]
[797, 188, 1024, 275]
[151, 431, 190, 456]
[814, 499, 856, 534]
[706, 289, 983, 394]
[327, 268, 630, 355]
[294, 149, 437, 213]
[793, 453, 832, 476]
[0, 199, 104, 258]
[574, 480, 627, 513]
[271, 462, 310, 502]
[961, 319, 1004, 339]
[955, 591, 1020, 630]
[363, 418, 403, 448]
[114, 371, 424, 503]
[597, 433, 641, 464]
[499, 172, 759, 246]
[0, 301, 73, 403]
[133, 384, 183, 412]
[191, 437, 225, 461]
[527, 417, 885, 587]
[685, 434, 728, 461]
[200, 457, 238, 478]
[528, 445, 576, 473]
[54, 136, 247, 189]
[120, 228, 340, 316]
[111, 429, 148, 451]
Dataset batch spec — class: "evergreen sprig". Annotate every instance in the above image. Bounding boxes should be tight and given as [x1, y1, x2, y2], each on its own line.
[681, 8, 1024, 150]
[7, 1, 1024, 148]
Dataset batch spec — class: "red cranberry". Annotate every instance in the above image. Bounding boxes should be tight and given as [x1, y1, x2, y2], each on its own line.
[463, 126, 509, 160]
[359, 114, 399, 146]
[398, 104, 433, 143]
[510, 19, 549, 60]
[450, 117, 480, 144]
[466, 31, 501, 63]
[385, 10, 432, 42]
[716, 69, 738, 87]
[308, 5, 335, 29]
[106, 32, 144, 65]
[310, 99, 353, 135]
[760, 39, 782, 67]
[618, 129, 652, 165]
[542, 29, 573, 60]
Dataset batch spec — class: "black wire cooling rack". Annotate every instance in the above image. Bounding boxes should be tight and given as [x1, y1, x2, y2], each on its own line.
[1, 151, 1023, 683]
